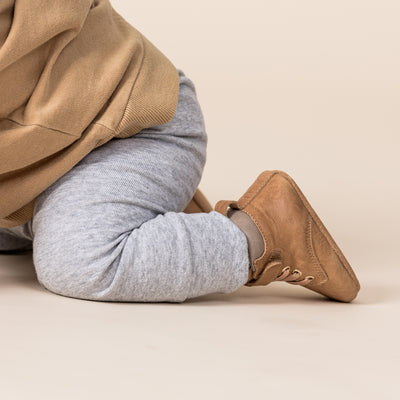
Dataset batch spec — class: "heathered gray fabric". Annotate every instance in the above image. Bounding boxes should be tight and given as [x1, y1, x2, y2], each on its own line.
[0, 68, 250, 303]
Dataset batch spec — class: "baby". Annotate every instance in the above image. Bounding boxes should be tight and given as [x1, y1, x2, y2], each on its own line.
[0, 0, 360, 303]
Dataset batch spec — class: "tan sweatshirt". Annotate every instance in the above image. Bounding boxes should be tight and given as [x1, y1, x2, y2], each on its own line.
[0, 0, 180, 228]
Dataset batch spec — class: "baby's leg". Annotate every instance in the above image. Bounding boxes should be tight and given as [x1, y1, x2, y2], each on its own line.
[25, 69, 249, 302]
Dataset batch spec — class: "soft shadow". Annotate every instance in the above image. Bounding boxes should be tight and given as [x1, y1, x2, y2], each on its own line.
[185, 281, 400, 307]
[0, 252, 39, 289]
[184, 284, 332, 306]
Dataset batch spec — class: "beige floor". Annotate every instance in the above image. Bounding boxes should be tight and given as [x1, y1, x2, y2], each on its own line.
[1, 252, 398, 400]
[2, 1, 400, 398]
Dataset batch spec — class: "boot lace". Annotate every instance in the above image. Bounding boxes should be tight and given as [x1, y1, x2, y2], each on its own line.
[273, 266, 314, 286]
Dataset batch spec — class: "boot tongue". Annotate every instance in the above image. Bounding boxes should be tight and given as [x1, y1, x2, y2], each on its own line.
[228, 210, 265, 271]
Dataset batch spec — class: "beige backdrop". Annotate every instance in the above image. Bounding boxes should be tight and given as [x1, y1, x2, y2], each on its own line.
[113, 0, 400, 272]
[1, 2, 399, 399]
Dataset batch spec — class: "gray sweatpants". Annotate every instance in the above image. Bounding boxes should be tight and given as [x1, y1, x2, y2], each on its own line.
[0, 69, 250, 303]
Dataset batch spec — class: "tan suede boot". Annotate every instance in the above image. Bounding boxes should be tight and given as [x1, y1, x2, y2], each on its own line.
[215, 170, 360, 302]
